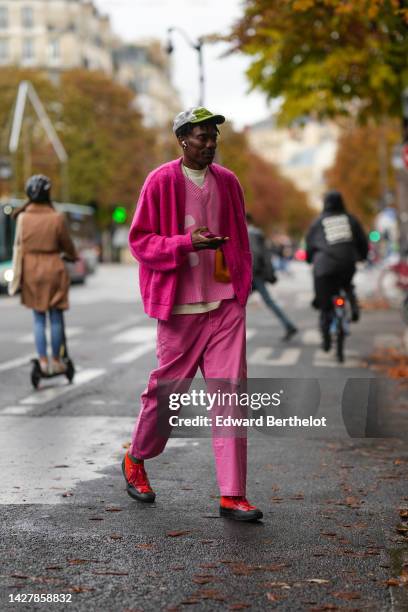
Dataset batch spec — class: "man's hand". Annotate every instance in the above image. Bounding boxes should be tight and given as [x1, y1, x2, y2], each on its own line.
[191, 226, 229, 250]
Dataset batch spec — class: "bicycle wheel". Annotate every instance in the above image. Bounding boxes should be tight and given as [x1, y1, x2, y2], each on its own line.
[336, 319, 345, 363]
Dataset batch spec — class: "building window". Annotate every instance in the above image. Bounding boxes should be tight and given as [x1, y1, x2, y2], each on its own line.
[49, 39, 59, 61]
[0, 6, 8, 29]
[0, 38, 8, 61]
[22, 6, 34, 29]
[22, 38, 34, 61]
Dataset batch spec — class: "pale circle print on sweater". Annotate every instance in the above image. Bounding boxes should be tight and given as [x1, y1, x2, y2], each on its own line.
[185, 215, 200, 267]
[185, 214, 195, 229]
[188, 252, 200, 267]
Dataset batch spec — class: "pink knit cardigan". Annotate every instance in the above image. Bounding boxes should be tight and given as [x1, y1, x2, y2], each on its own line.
[128, 158, 252, 320]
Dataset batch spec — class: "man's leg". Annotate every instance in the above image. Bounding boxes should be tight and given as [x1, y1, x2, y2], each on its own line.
[252, 276, 297, 339]
[199, 299, 248, 497]
[130, 313, 207, 460]
[314, 275, 336, 351]
[200, 299, 262, 520]
[341, 271, 359, 322]
[124, 313, 208, 502]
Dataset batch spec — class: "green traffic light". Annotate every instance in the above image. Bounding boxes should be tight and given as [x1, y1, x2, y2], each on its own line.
[112, 206, 127, 224]
[369, 230, 381, 243]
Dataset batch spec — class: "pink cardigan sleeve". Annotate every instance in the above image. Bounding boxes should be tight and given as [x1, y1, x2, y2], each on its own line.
[128, 173, 194, 272]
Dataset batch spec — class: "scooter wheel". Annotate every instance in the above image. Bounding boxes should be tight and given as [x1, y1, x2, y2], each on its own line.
[30, 361, 41, 389]
[66, 359, 75, 384]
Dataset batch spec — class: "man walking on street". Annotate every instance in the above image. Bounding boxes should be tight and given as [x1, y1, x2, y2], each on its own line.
[247, 214, 298, 341]
[122, 107, 263, 522]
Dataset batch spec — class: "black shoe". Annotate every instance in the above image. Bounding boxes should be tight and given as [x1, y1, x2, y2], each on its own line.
[347, 288, 360, 322]
[321, 331, 331, 352]
[281, 327, 298, 342]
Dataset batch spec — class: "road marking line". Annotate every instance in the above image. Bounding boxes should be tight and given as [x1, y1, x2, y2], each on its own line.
[104, 315, 144, 334]
[112, 326, 156, 343]
[112, 343, 156, 364]
[18, 327, 83, 343]
[301, 329, 321, 345]
[0, 354, 35, 373]
[246, 328, 256, 341]
[20, 368, 105, 405]
[313, 349, 361, 368]
[0, 405, 34, 415]
[248, 347, 301, 366]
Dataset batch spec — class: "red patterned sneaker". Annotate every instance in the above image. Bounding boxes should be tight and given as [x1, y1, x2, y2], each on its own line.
[122, 452, 156, 503]
[220, 496, 263, 522]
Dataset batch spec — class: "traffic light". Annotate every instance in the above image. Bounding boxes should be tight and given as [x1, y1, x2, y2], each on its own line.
[112, 206, 127, 224]
[369, 230, 381, 243]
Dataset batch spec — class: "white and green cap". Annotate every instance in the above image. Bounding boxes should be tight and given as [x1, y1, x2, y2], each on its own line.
[173, 107, 225, 134]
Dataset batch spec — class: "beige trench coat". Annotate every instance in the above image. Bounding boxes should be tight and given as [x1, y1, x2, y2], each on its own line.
[20, 203, 77, 312]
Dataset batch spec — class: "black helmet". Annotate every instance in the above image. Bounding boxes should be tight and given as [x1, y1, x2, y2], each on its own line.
[25, 174, 52, 203]
[323, 190, 346, 213]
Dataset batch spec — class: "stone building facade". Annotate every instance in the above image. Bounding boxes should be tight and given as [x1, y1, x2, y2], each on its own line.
[0, 0, 114, 74]
[0, 0, 181, 127]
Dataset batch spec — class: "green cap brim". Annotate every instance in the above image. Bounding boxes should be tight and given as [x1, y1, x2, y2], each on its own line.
[190, 113, 225, 125]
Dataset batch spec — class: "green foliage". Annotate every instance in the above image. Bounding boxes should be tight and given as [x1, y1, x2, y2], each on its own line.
[228, 0, 408, 124]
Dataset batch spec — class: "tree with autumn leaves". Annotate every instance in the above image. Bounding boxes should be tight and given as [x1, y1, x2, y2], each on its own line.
[228, 0, 407, 125]
[0, 67, 311, 236]
[227, 0, 408, 226]
[219, 124, 314, 238]
[0, 68, 159, 226]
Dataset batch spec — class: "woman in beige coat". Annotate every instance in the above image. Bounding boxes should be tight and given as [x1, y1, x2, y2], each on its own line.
[14, 175, 77, 374]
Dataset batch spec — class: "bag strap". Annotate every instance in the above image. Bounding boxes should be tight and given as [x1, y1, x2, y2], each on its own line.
[14, 213, 24, 250]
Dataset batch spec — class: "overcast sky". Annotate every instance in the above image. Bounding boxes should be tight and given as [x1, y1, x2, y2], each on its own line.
[93, 0, 271, 128]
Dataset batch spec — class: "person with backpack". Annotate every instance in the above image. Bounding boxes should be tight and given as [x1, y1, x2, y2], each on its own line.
[305, 191, 368, 351]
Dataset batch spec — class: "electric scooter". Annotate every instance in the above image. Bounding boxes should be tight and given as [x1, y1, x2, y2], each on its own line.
[30, 312, 75, 389]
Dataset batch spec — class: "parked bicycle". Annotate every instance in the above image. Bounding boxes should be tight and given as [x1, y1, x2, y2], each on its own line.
[378, 254, 408, 323]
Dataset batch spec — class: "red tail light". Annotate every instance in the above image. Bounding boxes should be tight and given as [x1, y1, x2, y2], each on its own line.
[334, 297, 345, 307]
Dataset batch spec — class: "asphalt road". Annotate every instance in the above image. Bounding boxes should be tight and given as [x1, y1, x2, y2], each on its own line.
[0, 263, 407, 612]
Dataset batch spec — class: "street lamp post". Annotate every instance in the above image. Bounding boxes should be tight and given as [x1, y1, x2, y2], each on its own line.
[166, 27, 205, 107]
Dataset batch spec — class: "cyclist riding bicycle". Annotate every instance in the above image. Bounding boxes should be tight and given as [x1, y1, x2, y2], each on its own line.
[305, 191, 368, 351]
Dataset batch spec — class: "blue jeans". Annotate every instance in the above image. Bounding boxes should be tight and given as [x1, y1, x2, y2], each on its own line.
[252, 276, 295, 331]
[33, 309, 64, 359]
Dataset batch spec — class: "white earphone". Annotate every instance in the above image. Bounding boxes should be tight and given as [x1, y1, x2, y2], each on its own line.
[182, 141, 187, 148]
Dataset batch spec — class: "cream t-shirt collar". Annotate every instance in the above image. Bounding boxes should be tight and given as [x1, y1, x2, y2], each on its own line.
[182, 163, 208, 187]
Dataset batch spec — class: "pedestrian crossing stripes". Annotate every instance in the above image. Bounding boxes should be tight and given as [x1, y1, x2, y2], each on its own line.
[17, 327, 84, 344]
[20, 369, 105, 405]
[249, 347, 302, 366]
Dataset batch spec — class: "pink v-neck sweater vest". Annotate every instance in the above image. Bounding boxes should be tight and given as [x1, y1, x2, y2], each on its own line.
[174, 172, 235, 305]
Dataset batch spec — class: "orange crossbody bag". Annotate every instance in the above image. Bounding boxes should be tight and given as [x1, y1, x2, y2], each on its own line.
[214, 248, 231, 283]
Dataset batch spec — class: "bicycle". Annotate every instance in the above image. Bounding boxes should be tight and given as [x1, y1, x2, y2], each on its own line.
[378, 255, 408, 323]
[329, 292, 351, 363]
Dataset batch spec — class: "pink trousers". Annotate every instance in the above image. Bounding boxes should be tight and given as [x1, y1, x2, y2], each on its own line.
[130, 298, 247, 496]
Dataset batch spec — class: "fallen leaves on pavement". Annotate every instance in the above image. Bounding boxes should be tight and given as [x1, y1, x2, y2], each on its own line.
[166, 530, 192, 538]
[332, 591, 361, 600]
[367, 348, 408, 382]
